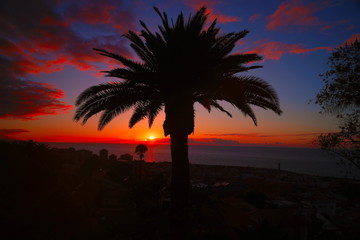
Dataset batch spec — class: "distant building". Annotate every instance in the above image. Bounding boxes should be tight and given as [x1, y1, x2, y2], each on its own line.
[119, 153, 133, 161]
[132, 160, 145, 179]
[260, 208, 309, 240]
[108, 154, 117, 163]
[106, 160, 145, 181]
[313, 199, 337, 217]
[99, 149, 108, 161]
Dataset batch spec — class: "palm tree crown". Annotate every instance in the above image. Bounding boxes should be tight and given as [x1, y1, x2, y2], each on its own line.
[74, 6, 282, 134]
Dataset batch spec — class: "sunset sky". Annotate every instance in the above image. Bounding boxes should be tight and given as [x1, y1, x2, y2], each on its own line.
[0, 0, 359, 147]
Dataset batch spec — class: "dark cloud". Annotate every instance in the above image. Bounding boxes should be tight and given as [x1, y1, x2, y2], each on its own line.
[206, 132, 323, 138]
[0, 0, 135, 119]
[148, 137, 242, 146]
[189, 138, 242, 145]
[0, 56, 72, 119]
[0, 128, 30, 139]
[0, 129, 30, 135]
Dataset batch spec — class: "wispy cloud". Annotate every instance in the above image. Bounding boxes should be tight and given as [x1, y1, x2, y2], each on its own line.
[153, 137, 242, 145]
[0, 0, 135, 119]
[189, 138, 242, 145]
[205, 132, 324, 138]
[266, 0, 330, 31]
[248, 40, 331, 60]
[0, 129, 30, 139]
[184, 0, 240, 23]
[249, 13, 261, 23]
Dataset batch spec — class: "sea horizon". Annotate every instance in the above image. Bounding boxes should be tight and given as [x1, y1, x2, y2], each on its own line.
[45, 142, 360, 180]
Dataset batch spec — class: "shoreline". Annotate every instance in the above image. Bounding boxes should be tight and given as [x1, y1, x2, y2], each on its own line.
[45, 141, 359, 179]
[138, 161, 360, 189]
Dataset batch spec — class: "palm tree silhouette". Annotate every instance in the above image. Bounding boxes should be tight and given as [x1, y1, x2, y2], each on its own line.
[135, 143, 148, 161]
[74, 6, 281, 237]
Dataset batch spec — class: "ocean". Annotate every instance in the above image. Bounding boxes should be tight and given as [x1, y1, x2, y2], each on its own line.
[46, 142, 360, 179]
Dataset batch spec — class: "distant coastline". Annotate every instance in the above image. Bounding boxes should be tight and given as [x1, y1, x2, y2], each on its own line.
[42, 139, 316, 148]
[46, 142, 360, 180]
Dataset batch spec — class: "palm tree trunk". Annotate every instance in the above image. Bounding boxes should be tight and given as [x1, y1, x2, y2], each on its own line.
[170, 130, 190, 239]
[163, 98, 194, 239]
[170, 131, 189, 210]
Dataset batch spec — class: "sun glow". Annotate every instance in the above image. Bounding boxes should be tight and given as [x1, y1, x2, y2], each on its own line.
[144, 134, 157, 142]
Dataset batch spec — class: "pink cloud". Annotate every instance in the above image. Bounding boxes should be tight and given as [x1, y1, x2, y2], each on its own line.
[0, 0, 135, 75]
[64, 0, 136, 32]
[320, 20, 356, 32]
[0, 71, 72, 120]
[248, 40, 332, 60]
[346, 24, 356, 31]
[65, 3, 116, 25]
[266, 0, 329, 31]
[249, 13, 261, 23]
[214, 13, 240, 23]
[0, 0, 135, 120]
[184, 0, 240, 23]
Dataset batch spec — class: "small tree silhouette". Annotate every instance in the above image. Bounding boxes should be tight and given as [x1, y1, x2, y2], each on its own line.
[135, 144, 148, 161]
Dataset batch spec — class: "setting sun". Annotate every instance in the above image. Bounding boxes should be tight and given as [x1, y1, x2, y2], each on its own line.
[145, 135, 157, 142]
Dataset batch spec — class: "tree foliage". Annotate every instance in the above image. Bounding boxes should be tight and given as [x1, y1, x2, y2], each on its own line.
[135, 143, 148, 160]
[74, 6, 282, 135]
[315, 40, 360, 113]
[315, 39, 360, 172]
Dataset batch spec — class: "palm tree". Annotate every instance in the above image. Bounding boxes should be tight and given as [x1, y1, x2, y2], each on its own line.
[135, 143, 148, 160]
[74, 6, 281, 235]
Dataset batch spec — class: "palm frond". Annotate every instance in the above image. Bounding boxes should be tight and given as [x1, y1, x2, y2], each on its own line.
[129, 101, 150, 128]
[154, 7, 170, 32]
[221, 76, 281, 107]
[197, 97, 232, 117]
[148, 102, 163, 127]
[196, 75, 282, 125]
[232, 101, 258, 125]
[210, 100, 233, 117]
[98, 103, 134, 130]
[240, 76, 281, 107]
[102, 68, 135, 80]
[75, 83, 122, 106]
[246, 94, 282, 115]
[129, 101, 163, 128]
[93, 48, 143, 71]
[213, 30, 249, 57]
[74, 82, 161, 128]
[205, 54, 262, 80]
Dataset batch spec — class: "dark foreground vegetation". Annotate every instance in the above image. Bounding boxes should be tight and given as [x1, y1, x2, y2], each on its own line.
[1, 140, 360, 240]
